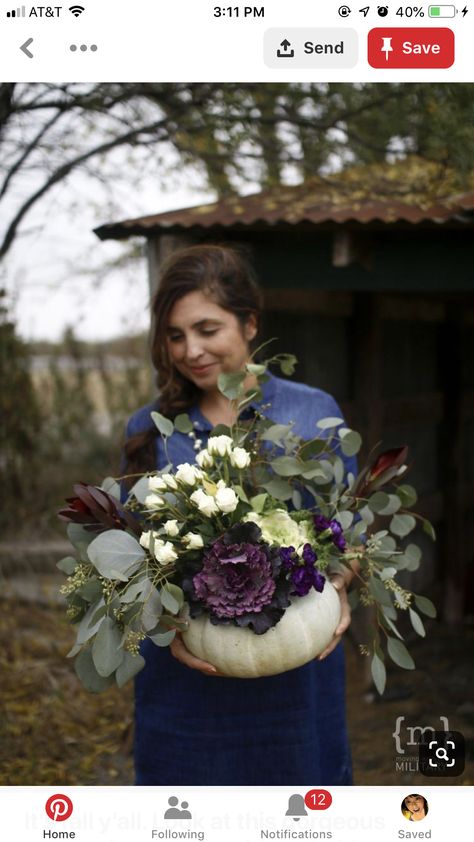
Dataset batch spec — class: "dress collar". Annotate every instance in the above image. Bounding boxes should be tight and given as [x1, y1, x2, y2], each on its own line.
[188, 372, 278, 432]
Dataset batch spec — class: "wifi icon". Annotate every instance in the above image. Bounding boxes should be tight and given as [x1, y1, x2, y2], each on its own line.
[69, 5, 85, 16]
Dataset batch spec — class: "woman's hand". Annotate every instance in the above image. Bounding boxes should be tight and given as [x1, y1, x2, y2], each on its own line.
[317, 572, 352, 661]
[170, 632, 221, 676]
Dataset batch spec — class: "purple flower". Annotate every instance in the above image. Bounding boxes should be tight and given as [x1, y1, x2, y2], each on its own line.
[313, 515, 347, 552]
[193, 539, 276, 620]
[279, 543, 326, 597]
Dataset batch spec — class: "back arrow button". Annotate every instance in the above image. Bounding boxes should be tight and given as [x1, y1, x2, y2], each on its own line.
[20, 38, 34, 58]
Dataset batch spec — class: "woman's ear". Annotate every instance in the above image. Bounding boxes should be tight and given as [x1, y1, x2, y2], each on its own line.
[244, 313, 258, 342]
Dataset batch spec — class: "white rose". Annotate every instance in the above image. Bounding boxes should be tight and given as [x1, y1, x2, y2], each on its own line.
[207, 434, 233, 457]
[139, 530, 159, 550]
[230, 447, 251, 469]
[196, 449, 214, 469]
[144, 493, 166, 509]
[154, 541, 178, 566]
[161, 473, 178, 490]
[215, 486, 239, 513]
[175, 462, 203, 486]
[148, 476, 167, 493]
[182, 531, 204, 550]
[190, 488, 219, 517]
[163, 519, 180, 537]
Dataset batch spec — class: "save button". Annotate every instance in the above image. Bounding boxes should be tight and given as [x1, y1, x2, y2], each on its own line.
[368, 28, 454, 68]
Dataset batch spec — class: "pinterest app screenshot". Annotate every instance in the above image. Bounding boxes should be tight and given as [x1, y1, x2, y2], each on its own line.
[0, 1, 472, 841]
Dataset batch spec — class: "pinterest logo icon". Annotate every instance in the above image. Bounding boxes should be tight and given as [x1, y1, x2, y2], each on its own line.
[45, 794, 73, 822]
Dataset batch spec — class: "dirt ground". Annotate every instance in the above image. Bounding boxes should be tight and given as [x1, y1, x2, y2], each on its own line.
[1, 573, 472, 786]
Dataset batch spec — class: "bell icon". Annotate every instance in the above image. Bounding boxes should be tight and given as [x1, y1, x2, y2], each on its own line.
[285, 794, 308, 822]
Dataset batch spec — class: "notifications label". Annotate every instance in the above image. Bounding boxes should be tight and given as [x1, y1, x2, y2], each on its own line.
[368, 27, 454, 68]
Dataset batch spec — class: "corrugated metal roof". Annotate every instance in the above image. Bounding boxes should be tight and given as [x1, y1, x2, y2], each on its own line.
[94, 161, 474, 240]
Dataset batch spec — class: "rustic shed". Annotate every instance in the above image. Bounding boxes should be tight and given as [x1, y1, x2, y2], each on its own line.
[95, 160, 474, 624]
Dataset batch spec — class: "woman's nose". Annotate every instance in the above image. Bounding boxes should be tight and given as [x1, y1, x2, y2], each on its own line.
[185, 337, 205, 360]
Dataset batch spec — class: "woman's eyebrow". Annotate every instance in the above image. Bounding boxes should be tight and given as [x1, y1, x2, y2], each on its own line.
[166, 318, 223, 332]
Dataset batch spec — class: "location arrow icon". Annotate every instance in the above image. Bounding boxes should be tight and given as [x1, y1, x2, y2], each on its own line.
[20, 38, 34, 58]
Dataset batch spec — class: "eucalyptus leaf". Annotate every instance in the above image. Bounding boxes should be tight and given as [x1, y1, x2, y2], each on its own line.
[217, 371, 246, 400]
[379, 566, 397, 582]
[261, 424, 293, 444]
[377, 494, 402, 516]
[174, 413, 194, 434]
[67, 522, 96, 549]
[77, 578, 103, 603]
[101, 476, 121, 500]
[422, 518, 436, 541]
[368, 491, 391, 513]
[262, 477, 293, 500]
[333, 456, 345, 486]
[57, 555, 78, 575]
[116, 651, 146, 688]
[409, 608, 426, 637]
[387, 637, 415, 670]
[92, 616, 124, 677]
[337, 510, 354, 530]
[141, 586, 163, 631]
[160, 584, 184, 615]
[371, 652, 387, 695]
[316, 417, 344, 430]
[74, 647, 115, 694]
[390, 514, 417, 537]
[234, 485, 249, 503]
[120, 576, 150, 604]
[129, 475, 153, 505]
[250, 493, 267, 514]
[402, 543, 422, 572]
[279, 354, 297, 376]
[76, 598, 106, 645]
[245, 363, 266, 376]
[414, 594, 437, 618]
[338, 429, 362, 457]
[381, 602, 397, 621]
[151, 411, 174, 438]
[381, 613, 404, 640]
[87, 530, 145, 581]
[149, 628, 176, 647]
[396, 484, 418, 508]
[369, 576, 392, 606]
[271, 456, 304, 477]
[360, 505, 375, 525]
[292, 489, 302, 510]
[66, 642, 82, 659]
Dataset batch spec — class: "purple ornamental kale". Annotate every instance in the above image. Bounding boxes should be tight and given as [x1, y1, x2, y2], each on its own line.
[280, 543, 326, 597]
[313, 514, 347, 552]
[193, 539, 276, 620]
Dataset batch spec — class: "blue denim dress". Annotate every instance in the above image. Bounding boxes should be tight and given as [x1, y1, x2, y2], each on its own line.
[125, 374, 355, 785]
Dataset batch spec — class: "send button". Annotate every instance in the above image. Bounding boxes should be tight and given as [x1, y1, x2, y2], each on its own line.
[264, 29, 358, 69]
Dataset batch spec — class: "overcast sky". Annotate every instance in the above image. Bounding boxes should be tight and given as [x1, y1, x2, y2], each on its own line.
[2, 150, 215, 343]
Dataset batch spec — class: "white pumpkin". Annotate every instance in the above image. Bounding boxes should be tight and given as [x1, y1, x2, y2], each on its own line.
[182, 582, 341, 678]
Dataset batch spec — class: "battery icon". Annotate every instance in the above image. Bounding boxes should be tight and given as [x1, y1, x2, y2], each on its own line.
[428, 5, 457, 16]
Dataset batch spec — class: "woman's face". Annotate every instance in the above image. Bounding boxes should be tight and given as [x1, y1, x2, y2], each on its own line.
[404, 796, 425, 815]
[166, 290, 257, 393]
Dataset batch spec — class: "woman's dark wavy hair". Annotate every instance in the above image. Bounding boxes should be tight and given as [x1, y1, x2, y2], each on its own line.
[123, 244, 263, 479]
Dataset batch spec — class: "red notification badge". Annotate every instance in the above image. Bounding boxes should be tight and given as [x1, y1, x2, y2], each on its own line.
[305, 789, 332, 810]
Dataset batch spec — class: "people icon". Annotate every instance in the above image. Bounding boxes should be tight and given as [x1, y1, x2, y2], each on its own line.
[164, 796, 192, 820]
[401, 794, 428, 822]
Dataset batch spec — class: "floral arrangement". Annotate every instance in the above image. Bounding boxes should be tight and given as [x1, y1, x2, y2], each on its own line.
[58, 351, 436, 694]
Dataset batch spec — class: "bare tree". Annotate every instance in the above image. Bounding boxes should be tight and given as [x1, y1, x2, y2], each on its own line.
[1, 82, 472, 262]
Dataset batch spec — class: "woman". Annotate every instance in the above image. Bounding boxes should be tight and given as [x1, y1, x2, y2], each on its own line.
[123, 244, 357, 785]
[402, 794, 428, 821]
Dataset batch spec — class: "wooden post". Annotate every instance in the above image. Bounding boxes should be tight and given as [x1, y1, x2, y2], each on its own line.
[147, 233, 196, 300]
[440, 302, 465, 623]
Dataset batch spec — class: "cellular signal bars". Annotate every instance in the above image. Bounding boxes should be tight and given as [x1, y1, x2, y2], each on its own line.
[7, 6, 26, 16]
